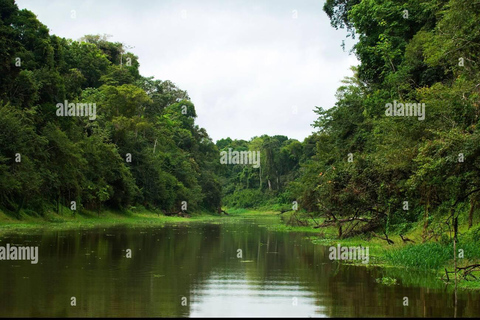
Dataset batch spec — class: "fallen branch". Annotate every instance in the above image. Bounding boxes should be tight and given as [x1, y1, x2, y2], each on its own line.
[341, 221, 360, 239]
[316, 216, 372, 228]
[307, 212, 320, 226]
[444, 264, 480, 281]
[286, 211, 308, 227]
[400, 234, 415, 244]
[372, 232, 394, 245]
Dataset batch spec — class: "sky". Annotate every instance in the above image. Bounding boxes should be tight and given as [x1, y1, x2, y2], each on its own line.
[16, 0, 358, 142]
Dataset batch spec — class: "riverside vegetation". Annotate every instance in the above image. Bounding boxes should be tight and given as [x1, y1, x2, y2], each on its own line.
[0, 0, 479, 290]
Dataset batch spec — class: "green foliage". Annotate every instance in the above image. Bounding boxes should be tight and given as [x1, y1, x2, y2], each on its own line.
[0, 2, 221, 216]
[375, 277, 397, 286]
[223, 189, 264, 208]
[287, 0, 480, 239]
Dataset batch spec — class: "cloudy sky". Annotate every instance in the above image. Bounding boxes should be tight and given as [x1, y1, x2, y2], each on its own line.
[17, 0, 358, 142]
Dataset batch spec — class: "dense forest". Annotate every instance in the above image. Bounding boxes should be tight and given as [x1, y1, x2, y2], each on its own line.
[1, 0, 480, 241]
[0, 0, 222, 216]
[293, 0, 480, 239]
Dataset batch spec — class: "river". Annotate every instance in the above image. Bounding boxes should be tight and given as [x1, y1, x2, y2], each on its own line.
[0, 216, 478, 317]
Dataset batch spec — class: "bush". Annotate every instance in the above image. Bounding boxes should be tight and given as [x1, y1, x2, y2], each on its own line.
[223, 189, 265, 208]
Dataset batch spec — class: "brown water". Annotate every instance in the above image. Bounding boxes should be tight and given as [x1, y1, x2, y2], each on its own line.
[0, 216, 478, 317]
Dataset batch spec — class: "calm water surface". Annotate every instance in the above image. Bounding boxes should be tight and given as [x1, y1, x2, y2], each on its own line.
[0, 216, 478, 317]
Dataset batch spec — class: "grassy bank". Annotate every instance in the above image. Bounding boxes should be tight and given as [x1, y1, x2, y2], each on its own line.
[0, 206, 275, 235]
[0, 207, 230, 235]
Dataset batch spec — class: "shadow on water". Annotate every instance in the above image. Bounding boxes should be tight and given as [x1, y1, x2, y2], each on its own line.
[0, 216, 478, 317]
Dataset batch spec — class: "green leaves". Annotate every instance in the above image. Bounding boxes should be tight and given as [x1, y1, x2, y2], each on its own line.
[0, 4, 222, 215]
[289, 0, 480, 235]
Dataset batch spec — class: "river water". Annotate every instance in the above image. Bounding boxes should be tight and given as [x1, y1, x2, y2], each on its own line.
[0, 216, 478, 317]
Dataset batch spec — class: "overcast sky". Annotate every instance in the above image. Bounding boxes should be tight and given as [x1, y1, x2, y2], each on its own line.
[16, 0, 358, 142]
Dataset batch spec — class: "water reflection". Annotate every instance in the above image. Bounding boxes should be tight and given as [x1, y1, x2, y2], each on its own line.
[0, 216, 478, 317]
[190, 272, 323, 317]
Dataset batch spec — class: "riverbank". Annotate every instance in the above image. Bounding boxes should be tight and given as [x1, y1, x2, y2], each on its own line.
[262, 210, 480, 291]
[0, 207, 282, 236]
[0, 207, 231, 235]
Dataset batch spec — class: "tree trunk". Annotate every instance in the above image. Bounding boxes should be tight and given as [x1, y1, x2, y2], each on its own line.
[468, 197, 475, 229]
[423, 188, 430, 241]
[16, 195, 25, 219]
[259, 166, 262, 190]
[454, 216, 458, 302]
[276, 170, 279, 190]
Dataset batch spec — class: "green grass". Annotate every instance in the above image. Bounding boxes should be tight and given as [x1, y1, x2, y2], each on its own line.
[383, 240, 480, 270]
[0, 207, 229, 235]
[0, 207, 278, 236]
[384, 242, 452, 270]
[226, 208, 277, 215]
